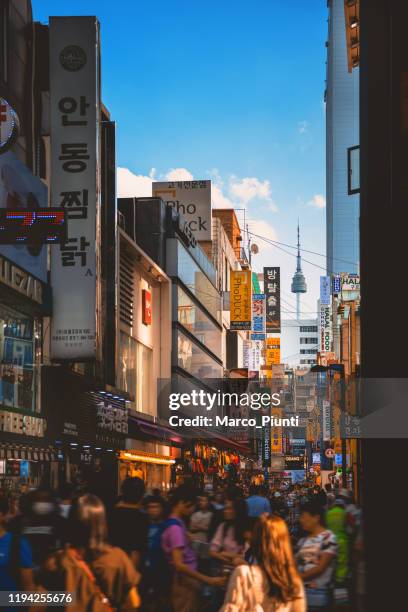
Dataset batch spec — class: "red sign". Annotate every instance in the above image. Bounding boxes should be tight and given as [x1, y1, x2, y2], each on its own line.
[325, 448, 335, 459]
[142, 289, 152, 325]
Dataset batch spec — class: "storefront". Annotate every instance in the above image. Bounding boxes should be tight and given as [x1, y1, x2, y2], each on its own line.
[42, 366, 130, 503]
[118, 446, 179, 493]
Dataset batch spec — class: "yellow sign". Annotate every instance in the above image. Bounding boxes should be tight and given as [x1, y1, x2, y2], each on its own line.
[265, 337, 280, 364]
[230, 270, 252, 330]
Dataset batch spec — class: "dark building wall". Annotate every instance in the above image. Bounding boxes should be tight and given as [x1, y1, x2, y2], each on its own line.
[360, 0, 408, 607]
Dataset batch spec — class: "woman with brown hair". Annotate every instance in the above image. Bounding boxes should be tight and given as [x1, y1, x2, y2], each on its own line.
[220, 514, 306, 612]
[39, 494, 141, 611]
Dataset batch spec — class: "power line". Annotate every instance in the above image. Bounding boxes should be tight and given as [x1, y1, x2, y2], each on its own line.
[246, 228, 358, 267]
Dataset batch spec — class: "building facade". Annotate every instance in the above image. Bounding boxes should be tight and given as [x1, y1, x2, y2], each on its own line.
[279, 318, 319, 367]
[326, 0, 359, 275]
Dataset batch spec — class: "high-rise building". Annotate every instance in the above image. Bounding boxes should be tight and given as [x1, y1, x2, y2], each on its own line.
[326, 0, 360, 275]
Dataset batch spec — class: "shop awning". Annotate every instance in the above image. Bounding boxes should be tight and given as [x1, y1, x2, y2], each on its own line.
[131, 417, 185, 446]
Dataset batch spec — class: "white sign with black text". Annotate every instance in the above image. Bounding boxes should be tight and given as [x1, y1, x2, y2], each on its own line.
[152, 180, 211, 241]
[50, 17, 100, 359]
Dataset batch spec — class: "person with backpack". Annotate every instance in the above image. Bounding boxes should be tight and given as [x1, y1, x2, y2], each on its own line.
[38, 494, 140, 611]
[0, 495, 35, 605]
[161, 485, 226, 612]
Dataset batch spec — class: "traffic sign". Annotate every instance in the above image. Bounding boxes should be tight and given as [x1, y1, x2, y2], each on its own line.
[325, 448, 335, 459]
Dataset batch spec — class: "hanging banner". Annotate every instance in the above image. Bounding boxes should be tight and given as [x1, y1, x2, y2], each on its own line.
[50, 17, 100, 359]
[332, 275, 341, 294]
[264, 267, 280, 333]
[230, 270, 252, 330]
[152, 180, 211, 241]
[322, 399, 331, 441]
[249, 341, 262, 372]
[319, 304, 332, 353]
[262, 415, 271, 467]
[320, 276, 331, 305]
[251, 293, 266, 340]
[243, 340, 251, 368]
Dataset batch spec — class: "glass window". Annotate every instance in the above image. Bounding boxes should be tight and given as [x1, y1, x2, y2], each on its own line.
[300, 337, 318, 345]
[177, 286, 221, 359]
[137, 342, 153, 415]
[300, 326, 318, 333]
[348, 145, 360, 194]
[177, 242, 221, 323]
[177, 330, 223, 379]
[118, 333, 153, 414]
[0, 304, 35, 411]
[118, 332, 137, 400]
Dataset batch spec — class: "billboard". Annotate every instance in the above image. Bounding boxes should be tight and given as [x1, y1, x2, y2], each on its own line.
[251, 293, 266, 340]
[152, 180, 211, 241]
[0, 152, 48, 281]
[230, 270, 252, 330]
[320, 275, 331, 305]
[341, 274, 360, 291]
[264, 267, 280, 333]
[49, 17, 100, 360]
[319, 304, 332, 353]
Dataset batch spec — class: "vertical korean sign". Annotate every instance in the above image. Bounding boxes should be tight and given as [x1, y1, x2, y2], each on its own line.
[264, 267, 280, 333]
[230, 270, 252, 330]
[251, 293, 266, 340]
[50, 17, 100, 359]
[320, 276, 331, 305]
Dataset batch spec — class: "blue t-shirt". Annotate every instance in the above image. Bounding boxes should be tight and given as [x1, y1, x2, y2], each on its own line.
[246, 495, 271, 518]
[0, 532, 33, 590]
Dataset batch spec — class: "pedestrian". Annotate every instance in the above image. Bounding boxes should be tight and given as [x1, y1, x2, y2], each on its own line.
[189, 492, 213, 562]
[295, 501, 338, 611]
[109, 477, 149, 570]
[8, 488, 66, 574]
[141, 494, 171, 611]
[209, 497, 249, 567]
[58, 482, 76, 519]
[220, 514, 306, 611]
[0, 495, 35, 603]
[246, 485, 272, 518]
[39, 494, 140, 611]
[325, 496, 349, 587]
[161, 485, 225, 612]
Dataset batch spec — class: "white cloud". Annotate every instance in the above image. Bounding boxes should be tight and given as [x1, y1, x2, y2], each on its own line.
[307, 194, 326, 209]
[229, 176, 272, 204]
[118, 165, 278, 212]
[165, 167, 194, 181]
[298, 120, 309, 135]
[117, 167, 155, 198]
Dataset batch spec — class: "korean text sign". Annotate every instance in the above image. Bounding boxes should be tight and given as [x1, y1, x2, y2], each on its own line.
[264, 267, 281, 333]
[50, 17, 100, 359]
[153, 180, 211, 241]
[230, 270, 252, 330]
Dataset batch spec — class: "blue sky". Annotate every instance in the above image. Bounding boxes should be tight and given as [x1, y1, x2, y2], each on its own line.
[34, 0, 328, 313]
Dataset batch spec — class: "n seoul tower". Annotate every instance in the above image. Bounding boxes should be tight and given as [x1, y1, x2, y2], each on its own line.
[291, 221, 307, 319]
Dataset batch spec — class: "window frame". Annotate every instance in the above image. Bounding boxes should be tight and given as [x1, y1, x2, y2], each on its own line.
[347, 145, 360, 195]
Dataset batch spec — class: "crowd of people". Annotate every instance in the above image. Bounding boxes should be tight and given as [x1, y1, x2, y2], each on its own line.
[0, 478, 363, 612]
